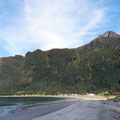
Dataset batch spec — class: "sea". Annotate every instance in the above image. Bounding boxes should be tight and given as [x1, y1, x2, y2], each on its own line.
[0, 96, 63, 118]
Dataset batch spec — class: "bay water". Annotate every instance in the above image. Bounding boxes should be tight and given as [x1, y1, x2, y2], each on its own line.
[0, 97, 63, 118]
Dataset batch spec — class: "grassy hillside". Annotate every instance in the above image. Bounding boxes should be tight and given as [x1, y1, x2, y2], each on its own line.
[0, 32, 120, 95]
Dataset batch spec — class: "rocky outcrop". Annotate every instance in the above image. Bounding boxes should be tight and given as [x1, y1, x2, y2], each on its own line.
[112, 42, 120, 53]
[99, 31, 120, 38]
[65, 57, 76, 64]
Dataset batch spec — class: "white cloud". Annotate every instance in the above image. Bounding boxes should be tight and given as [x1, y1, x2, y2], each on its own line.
[0, 0, 107, 55]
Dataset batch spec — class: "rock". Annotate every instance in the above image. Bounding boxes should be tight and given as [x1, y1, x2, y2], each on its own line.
[99, 31, 120, 38]
[112, 42, 120, 53]
[65, 57, 76, 64]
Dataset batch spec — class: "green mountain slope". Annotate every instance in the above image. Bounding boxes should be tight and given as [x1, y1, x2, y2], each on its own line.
[0, 31, 120, 95]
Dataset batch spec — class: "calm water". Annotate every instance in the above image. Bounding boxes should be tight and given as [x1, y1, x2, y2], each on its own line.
[0, 97, 64, 117]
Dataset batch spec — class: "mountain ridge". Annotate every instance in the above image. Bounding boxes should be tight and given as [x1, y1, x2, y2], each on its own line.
[1, 31, 120, 59]
[0, 31, 120, 95]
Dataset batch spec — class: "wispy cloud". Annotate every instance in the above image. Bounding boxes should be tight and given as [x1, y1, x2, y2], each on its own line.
[0, 0, 108, 55]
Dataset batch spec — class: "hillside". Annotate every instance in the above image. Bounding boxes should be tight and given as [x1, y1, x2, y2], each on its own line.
[0, 31, 120, 95]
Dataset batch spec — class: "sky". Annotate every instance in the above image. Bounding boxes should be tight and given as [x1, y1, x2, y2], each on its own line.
[0, 0, 120, 57]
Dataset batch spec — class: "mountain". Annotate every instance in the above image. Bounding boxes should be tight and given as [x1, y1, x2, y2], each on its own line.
[0, 31, 120, 95]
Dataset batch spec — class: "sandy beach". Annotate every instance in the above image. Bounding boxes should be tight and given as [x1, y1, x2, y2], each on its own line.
[0, 96, 120, 120]
[33, 100, 120, 120]
[0, 110, 4, 115]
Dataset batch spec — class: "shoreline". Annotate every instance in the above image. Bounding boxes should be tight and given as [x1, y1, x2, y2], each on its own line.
[0, 96, 119, 120]
[0, 97, 76, 120]
[0, 94, 113, 99]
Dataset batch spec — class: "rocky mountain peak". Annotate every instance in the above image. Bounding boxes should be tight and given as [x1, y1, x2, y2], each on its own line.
[99, 31, 120, 38]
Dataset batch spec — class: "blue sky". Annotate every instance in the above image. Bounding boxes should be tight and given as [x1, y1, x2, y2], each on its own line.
[0, 0, 120, 57]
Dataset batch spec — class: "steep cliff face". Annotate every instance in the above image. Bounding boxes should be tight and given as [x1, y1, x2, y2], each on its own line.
[0, 31, 120, 95]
